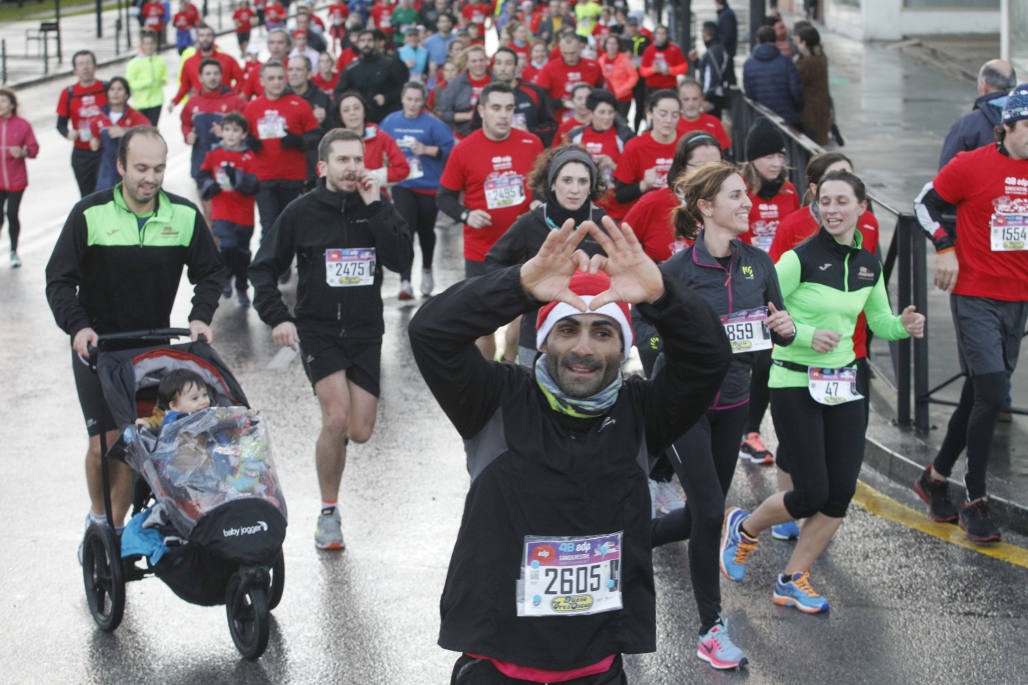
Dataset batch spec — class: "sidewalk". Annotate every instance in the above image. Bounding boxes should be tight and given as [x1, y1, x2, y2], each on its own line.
[681, 0, 1028, 534]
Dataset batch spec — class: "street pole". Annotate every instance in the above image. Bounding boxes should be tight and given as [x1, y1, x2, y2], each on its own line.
[749, 0, 764, 52]
[55, 0, 62, 63]
[96, 0, 103, 37]
[1000, 0, 1009, 61]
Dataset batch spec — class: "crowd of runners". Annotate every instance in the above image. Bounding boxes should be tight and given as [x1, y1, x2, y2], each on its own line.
[22, 0, 1028, 680]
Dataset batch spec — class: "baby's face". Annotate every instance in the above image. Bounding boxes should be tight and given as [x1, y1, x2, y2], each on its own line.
[169, 382, 211, 414]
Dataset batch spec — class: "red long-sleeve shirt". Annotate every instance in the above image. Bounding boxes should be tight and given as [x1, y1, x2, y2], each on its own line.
[639, 43, 688, 90]
[172, 49, 244, 105]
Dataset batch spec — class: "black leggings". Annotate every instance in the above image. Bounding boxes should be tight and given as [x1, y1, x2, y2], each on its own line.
[255, 179, 304, 243]
[451, 654, 626, 684]
[651, 403, 748, 631]
[0, 189, 24, 251]
[747, 349, 772, 434]
[932, 372, 1007, 501]
[392, 186, 437, 280]
[771, 386, 865, 519]
[71, 147, 101, 198]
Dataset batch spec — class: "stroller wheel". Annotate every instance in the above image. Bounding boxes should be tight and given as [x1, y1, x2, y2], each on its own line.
[81, 523, 126, 632]
[226, 569, 270, 659]
[268, 550, 285, 611]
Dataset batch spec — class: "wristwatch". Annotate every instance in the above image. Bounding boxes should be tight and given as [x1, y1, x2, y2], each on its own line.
[460, 209, 470, 223]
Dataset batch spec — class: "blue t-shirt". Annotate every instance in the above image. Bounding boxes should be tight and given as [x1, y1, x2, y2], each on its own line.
[423, 33, 454, 71]
[379, 109, 456, 191]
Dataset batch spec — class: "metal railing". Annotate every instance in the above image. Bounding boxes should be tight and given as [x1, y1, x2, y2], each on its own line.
[725, 88, 931, 432]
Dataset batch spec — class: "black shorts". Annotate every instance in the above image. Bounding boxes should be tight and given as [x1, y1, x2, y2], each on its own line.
[465, 258, 487, 279]
[298, 324, 382, 397]
[71, 349, 117, 437]
[236, 31, 250, 46]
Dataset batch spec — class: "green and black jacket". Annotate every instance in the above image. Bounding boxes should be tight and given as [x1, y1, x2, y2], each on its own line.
[770, 227, 909, 389]
[45, 184, 225, 338]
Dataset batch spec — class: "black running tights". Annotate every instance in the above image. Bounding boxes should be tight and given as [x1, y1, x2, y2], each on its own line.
[932, 372, 1007, 501]
[0, 189, 24, 251]
[650, 404, 748, 632]
[392, 186, 437, 280]
[746, 349, 772, 434]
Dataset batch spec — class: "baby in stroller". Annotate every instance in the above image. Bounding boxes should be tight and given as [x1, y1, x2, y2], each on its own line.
[135, 368, 218, 433]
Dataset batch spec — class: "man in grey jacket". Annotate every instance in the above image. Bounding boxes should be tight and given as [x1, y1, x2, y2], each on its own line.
[438, 44, 490, 136]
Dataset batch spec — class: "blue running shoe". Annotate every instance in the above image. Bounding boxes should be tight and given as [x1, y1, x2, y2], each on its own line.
[697, 618, 748, 670]
[771, 521, 800, 541]
[773, 572, 829, 614]
[719, 507, 758, 582]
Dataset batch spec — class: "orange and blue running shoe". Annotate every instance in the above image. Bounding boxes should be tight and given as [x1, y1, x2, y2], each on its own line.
[719, 507, 758, 582]
[773, 572, 829, 613]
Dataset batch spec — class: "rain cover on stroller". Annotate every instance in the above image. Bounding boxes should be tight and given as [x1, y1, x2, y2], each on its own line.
[126, 407, 287, 538]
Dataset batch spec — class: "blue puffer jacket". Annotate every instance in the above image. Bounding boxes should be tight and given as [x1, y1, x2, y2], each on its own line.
[938, 91, 1005, 169]
[743, 44, 804, 128]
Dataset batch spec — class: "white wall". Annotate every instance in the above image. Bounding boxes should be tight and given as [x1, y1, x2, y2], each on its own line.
[824, 0, 1000, 40]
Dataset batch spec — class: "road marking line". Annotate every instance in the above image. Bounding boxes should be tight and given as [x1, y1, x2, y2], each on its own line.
[853, 481, 1028, 569]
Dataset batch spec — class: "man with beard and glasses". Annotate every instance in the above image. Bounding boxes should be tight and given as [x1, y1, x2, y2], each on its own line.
[167, 25, 244, 112]
[46, 126, 224, 559]
[249, 128, 412, 551]
[334, 29, 410, 123]
[408, 217, 731, 683]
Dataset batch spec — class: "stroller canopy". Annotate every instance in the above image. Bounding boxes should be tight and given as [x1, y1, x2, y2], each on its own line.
[96, 340, 249, 428]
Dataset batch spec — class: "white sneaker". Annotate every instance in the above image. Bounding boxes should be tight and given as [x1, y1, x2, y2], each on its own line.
[398, 279, 415, 301]
[315, 508, 345, 550]
[421, 269, 434, 296]
[10, 251, 21, 268]
[651, 479, 684, 516]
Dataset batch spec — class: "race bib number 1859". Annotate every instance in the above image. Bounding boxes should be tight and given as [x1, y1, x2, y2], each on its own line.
[325, 248, 376, 287]
[516, 532, 623, 618]
[720, 307, 772, 354]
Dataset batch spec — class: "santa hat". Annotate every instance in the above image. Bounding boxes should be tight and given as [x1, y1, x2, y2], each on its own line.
[536, 271, 634, 360]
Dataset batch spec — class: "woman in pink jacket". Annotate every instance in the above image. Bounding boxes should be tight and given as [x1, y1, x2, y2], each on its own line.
[0, 88, 39, 268]
[597, 34, 639, 120]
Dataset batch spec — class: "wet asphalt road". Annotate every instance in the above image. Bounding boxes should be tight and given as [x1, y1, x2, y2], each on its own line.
[1, 39, 1028, 685]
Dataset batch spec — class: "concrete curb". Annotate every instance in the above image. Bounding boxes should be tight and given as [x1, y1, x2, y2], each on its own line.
[897, 41, 978, 84]
[863, 433, 1028, 537]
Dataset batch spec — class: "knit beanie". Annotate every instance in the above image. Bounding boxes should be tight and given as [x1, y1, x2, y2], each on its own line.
[1002, 84, 1028, 125]
[745, 117, 787, 161]
[536, 270, 634, 359]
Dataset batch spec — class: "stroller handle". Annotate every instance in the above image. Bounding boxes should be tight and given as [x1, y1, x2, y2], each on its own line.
[95, 328, 196, 343]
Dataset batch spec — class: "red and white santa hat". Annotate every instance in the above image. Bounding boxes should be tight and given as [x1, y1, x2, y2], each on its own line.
[535, 271, 634, 360]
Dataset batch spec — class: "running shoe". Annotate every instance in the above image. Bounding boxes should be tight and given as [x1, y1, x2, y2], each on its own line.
[10, 251, 21, 268]
[719, 507, 757, 582]
[959, 498, 1001, 542]
[913, 466, 958, 523]
[237, 288, 251, 308]
[398, 279, 415, 300]
[739, 432, 773, 465]
[697, 618, 748, 670]
[771, 521, 801, 541]
[651, 479, 684, 516]
[421, 269, 434, 297]
[315, 508, 345, 550]
[773, 572, 829, 614]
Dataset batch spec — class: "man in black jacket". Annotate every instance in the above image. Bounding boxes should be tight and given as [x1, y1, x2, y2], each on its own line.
[409, 218, 731, 682]
[938, 59, 1017, 169]
[249, 128, 412, 551]
[286, 54, 334, 189]
[46, 126, 224, 541]
[333, 29, 410, 123]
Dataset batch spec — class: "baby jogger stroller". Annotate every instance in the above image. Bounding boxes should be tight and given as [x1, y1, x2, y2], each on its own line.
[80, 329, 287, 659]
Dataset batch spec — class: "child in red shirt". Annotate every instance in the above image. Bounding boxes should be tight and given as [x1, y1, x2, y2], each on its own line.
[198, 112, 260, 306]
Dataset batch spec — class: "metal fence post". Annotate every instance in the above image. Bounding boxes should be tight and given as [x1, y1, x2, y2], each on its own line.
[1, 40, 6, 85]
[911, 216, 931, 433]
[896, 214, 912, 426]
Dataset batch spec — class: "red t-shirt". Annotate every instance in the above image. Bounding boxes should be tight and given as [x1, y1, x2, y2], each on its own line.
[141, 2, 166, 30]
[461, 2, 491, 35]
[566, 124, 630, 219]
[676, 112, 731, 152]
[233, 7, 255, 33]
[173, 8, 199, 30]
[335, 47, 358, 74]
[265, 2, 286, 25]
[506, 42, 531, 62]
[768, 204, 880, 357]
[532, 57, 603, 117]
[371, 4, 395, 38]
[468, 72, 491, 107]
[933, 144, 1028, 301]
[639, 43, 687, 90]
[554, 113, 589, 146]
[623, 187, 687, 262]
[172, 49, 244, 104]
[741, 182, 800, 252]
[201, 146, 259, 224]
[311, 72, 341, 97]
[57, 81, 108, 150]
[613, 132, 678, 190]
[439, 128, 544, 261]
[243, 94, 319, 180]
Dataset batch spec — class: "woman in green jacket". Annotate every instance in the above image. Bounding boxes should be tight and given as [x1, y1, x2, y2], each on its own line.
[717, 169, 925, 614]
[126, 30, 167, 125]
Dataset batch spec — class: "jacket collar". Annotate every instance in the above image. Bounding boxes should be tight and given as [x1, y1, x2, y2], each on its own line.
[816, 225, 863, 257]
[310, 178, 364, 211]
[691, 229, 739, 269]
[112, 183, 172, 223]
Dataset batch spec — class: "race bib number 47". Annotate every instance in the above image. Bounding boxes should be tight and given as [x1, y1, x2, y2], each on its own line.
[325, 248, 376, 287]
[516, 533, 623, 618]
[808, 367, 863, 405]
